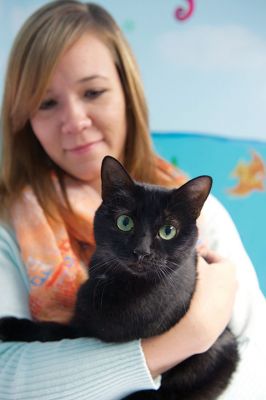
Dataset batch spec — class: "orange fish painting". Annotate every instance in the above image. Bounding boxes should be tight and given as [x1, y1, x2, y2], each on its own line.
[228, 150, 266, 196]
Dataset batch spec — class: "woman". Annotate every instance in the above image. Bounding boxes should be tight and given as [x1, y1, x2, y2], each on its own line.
[0, 1, 265, 399]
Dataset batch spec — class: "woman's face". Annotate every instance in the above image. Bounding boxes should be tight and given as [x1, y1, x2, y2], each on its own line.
[30, 33, 127, 189]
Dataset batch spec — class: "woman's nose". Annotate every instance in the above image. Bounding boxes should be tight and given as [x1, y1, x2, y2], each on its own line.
[61, 101, 92, 134]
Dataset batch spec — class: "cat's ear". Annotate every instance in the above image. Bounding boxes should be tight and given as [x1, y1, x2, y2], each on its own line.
[101, 156, 135, 200]
[173, 176, 212, 219]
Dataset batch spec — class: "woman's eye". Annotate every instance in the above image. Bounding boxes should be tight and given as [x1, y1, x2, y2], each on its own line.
[84, 89, 106, 99]
[116, 215, 134, 232]
[39, 99, 57, 110]
[158, 225, 177, 240]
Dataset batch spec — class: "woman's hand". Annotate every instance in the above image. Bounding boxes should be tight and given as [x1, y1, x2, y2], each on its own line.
[141, 251, 238, 378]
[187, 250, 238, 352]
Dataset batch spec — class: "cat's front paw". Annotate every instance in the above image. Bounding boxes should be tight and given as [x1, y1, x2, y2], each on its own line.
[0, 316, 28, 342]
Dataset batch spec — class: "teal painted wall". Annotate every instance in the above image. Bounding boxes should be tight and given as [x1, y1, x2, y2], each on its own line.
[153, 133, 266, 295]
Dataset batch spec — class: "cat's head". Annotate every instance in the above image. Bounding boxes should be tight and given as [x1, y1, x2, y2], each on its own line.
[92, 156, 212, 279]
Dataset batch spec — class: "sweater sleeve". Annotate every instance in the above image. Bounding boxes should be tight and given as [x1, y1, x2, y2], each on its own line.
[0, 225, 160, 400]
[200, 195, 266, 399]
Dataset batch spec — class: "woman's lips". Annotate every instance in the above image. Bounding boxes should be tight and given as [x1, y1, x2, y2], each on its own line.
[66, 139, 103, 155]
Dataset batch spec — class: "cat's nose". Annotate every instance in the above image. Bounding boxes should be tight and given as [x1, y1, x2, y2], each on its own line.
[133, 249, 150, 263]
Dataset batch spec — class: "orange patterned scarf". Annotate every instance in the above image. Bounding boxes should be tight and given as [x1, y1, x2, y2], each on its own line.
[11, 157, 187, 323]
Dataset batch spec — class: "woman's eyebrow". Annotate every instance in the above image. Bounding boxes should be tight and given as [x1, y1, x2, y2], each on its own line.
[45, 75, 109, 94]
[76, 75, 108, 84]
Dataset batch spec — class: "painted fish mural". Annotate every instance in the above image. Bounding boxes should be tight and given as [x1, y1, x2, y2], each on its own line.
[228, 150, 266, 196]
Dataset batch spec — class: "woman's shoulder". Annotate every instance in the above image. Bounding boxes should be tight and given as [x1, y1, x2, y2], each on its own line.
[0, 221, 19, 251]
[201, 193, 229, 218]
[0, 221, 31, 318]
[197, 194, 233, 251]
[199, 194, 266, 332]
[0, 221, 28, 288]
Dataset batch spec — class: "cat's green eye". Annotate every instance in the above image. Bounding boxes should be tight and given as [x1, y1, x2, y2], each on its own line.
[159, 225, 177, 240]
[116, 215, 134, 232]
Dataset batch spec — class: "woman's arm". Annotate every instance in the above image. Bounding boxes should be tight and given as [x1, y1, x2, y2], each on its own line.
[0, 339, 158, 400]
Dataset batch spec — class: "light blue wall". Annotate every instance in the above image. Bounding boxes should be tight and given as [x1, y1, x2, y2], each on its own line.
[1, 0, 266, 140]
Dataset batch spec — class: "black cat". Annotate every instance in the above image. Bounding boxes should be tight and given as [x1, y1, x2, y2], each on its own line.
[0, 156, 238, 399]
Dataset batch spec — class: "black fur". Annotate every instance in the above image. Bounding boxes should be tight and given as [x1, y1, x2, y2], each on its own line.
[0, 156, 239, 399]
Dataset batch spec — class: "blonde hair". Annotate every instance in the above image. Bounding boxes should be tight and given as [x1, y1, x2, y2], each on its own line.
[0, 0, 162, 218]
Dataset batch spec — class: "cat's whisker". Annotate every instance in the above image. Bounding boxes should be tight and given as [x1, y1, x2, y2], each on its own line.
[97, 260, 125, 311]
[89, 256, 118, 272]
[89, 255, 116, 268]
[89, 256, 121, 305]
[91, 261, 119, 309]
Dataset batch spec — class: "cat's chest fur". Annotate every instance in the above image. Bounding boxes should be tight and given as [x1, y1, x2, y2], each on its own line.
[73, 252, 197, 342]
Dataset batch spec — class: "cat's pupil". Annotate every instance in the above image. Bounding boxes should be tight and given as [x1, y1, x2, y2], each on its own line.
[164, 226, 172, 235]
[123, 217, 130, 226]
